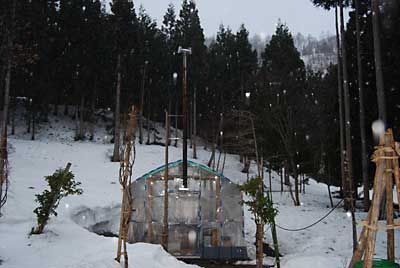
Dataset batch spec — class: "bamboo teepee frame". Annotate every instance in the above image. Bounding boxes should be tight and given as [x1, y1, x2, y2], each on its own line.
[115, 106, 138, 268]
[349, 129, 400, 268]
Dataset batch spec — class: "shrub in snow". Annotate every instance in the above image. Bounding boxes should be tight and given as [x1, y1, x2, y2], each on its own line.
[31, 164, 82, 234]
[239, 176, 280, 268]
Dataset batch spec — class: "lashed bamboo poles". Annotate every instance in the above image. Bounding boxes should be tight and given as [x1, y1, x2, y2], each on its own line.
[348, 129, 400, 268]
[116, 107, 138, 268]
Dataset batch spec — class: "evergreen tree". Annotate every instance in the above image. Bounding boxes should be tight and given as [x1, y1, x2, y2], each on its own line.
[255, 23, 307, 206]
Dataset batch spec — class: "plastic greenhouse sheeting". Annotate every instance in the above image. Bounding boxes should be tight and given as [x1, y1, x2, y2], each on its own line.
[128, 160, 245, 256]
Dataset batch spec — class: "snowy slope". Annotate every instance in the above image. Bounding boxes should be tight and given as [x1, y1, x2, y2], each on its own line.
[0, 115, 399, 268]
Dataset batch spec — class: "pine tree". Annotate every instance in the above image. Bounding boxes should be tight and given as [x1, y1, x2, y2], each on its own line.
[235, 24, 257, 108]
[256, 23, 307, 206]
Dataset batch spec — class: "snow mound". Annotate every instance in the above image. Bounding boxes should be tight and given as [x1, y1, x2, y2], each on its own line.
[283, 255, 344, 268]
[71, 205, 120, 237]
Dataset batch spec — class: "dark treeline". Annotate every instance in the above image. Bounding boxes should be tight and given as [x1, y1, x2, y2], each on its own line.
[0, 0, 399, 193]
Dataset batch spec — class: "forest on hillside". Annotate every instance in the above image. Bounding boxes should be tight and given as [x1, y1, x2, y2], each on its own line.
[0, 0, 399, 205]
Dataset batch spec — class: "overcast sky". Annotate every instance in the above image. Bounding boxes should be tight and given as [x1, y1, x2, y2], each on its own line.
[104, 0, 344, 38]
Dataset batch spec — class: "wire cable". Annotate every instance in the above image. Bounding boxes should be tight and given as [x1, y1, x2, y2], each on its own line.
[275, 198, 344, 232]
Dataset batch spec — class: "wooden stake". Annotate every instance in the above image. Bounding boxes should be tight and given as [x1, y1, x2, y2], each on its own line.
[386, 130, 395, 260]
[162, 111, 170, 250]
[146, 178, 154, 243]
[363, 136, 388, 268]
[215, 176, 221, 246]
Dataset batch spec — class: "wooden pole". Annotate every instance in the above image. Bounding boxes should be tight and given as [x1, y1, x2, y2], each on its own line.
[393, 141, 400, 214]
[146, 178, 154, 243]
[349, 130, 400, 268]
[112, 54, 122, 162]
[386, 130, 395, 260]
[215, 176, 221, 247]
[162, 111, 170, 250]
[363, 134, 389, 268]
[116, 107, 137, 268]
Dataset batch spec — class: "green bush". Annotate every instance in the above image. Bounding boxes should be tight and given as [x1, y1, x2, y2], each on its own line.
[31, 167, 82, 234]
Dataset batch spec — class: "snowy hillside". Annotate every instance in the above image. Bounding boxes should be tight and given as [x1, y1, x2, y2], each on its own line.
[0, 114, 398, 268]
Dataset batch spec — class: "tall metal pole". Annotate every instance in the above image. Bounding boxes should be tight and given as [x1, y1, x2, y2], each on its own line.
[178, 47, 192, 188]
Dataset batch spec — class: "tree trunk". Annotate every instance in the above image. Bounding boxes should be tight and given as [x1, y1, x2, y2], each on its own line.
[284, 161, 290, 186]
[78, 95, 84, 140]
[371, 0, 386, 124]
[269, 164, 272, 197]
[192, 86, 197, 159]
[290, 158, 300, 206]
[31, 104, 35, 141]
[89, 90, 96, 141]
[327, 165, 334, 208]
[0, 37, 12, 212]
[74, 105, 79, 139]
[335, 5, 347, 210]
[26, 104, 31, 134]
[139, 63, 147, 145]
[340, 3, 358, 250]
[256, 223, 264, 268]
[355, 0, 370, 212]
[340, 2, 354, 211]
[11, 99, 15, 135]
[112, 54, 122, 162]
[146, 104, 151, 145]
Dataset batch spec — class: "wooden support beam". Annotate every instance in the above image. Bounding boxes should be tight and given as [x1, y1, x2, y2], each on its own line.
[162, 111, 170, 250]
[386, 132, 395, 261]
[350, 129, 400, 268]
[146, 178, 154, 243]
[363, 133, 389, 268]
[215, 176, 221, 247]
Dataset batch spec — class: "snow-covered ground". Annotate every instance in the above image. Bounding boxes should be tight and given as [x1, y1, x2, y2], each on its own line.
[0, 113, 398, 268]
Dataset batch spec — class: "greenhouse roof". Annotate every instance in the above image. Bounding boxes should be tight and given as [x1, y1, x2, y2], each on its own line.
[136, 160, 232, 182]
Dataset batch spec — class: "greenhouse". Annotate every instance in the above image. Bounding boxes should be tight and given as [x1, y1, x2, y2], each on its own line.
[128, 160, 248, 260]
